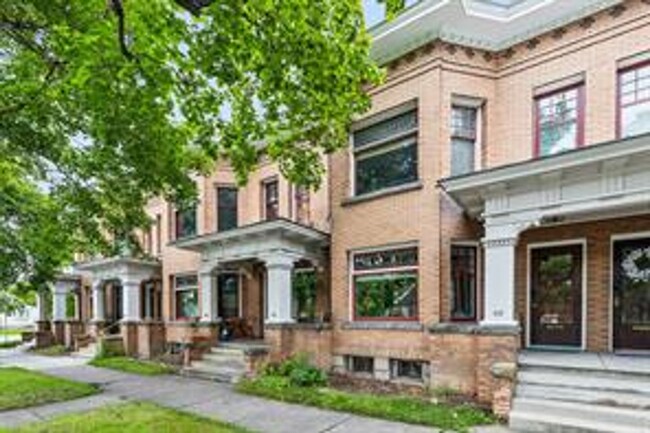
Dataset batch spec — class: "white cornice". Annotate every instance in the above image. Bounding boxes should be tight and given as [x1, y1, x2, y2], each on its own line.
[370, 0, 623, 64]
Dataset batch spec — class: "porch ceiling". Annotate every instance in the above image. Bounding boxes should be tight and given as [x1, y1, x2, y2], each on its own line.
[172, 218, 329, 265]
[439, 133, 650, 223]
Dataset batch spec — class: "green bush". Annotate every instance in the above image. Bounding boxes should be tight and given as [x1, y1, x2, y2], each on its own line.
[261, 354, 327, 387]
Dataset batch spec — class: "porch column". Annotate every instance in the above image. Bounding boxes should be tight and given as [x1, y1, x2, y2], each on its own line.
[200, 269, 218, 322]
[263, 254, 295, 324]
[36, 290, 49, 322]
[52, 282, 70, 322]
[482, 237, 518, 326]
[121, 279, 142, 322]
[91, 280, 105, 322]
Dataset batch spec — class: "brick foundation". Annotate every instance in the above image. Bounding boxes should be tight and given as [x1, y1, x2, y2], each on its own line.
[137, 321, 166, 359]
[264, 323, 333, 368]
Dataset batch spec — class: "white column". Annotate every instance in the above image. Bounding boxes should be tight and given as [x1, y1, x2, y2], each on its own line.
[37, 290, 49, 321]
[121, 280, 141, 322]
[200, 270, 218, 322]
[263, 254, 295, 324]
[481, 237, 518, 326]
[91, 280, 105, 322]
[52, 282, 69, 322]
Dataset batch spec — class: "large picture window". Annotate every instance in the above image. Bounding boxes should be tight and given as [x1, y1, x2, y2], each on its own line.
[352, 247, 418, 320]
[174, 274, 198, 320]
[175, 206, 197, 239]
[535, 85, 584, 157]
[619, 62, 650, 138]
[450, 245, 477, 321]
[353, 106, 418, 196]
[217, 186, 238, 232]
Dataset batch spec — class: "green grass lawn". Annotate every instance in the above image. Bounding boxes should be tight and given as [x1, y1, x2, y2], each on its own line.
[237, 376, 495, 432]
[0, 341, 22, 349]
[31, 345, 69, 356]
[0, 402, 251, 433]
[89, 356, 176, 376]
[0, 367, 99, 411]
[0, 329, 29, 337]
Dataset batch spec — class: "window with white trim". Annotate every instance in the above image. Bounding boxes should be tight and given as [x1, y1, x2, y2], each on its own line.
[174, 274, 198, 320]
[450, 105, 481, 176]
[352, 246, 418, 320]
[352, 106, 418, 196]
[619, 62, 650, 138]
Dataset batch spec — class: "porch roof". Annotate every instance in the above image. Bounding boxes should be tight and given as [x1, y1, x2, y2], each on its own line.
[74, 256, 161, 283]
[439, 133, 650, 223]
[172, 218, 329, 265]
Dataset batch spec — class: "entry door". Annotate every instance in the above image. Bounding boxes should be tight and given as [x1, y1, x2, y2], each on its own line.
[218, 273, 240, 319]
[530, 244, 583, 348]
[613, 238, 650, 351]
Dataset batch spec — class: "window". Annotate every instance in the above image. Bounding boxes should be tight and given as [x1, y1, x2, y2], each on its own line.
[263, 179, 279, 220]
[346, 355, 374, 374]
[450, 105, 480, 176]
[352, 247, 418, 320]
[450, 245, 478, 321]
[217, 186, 238, 232]
[217, 273, 239, 319]
[535, 85, 584, 157]
[294, 185, 310, 225]
[293, 268, 317, 322]
[175, 206, 197, 239]
[174, 274, 198, 320]
[619, 62, 650, 138]
[390, 359, 425, 381]
[352, 106, 418, 196]
[155, 214, 162, 255]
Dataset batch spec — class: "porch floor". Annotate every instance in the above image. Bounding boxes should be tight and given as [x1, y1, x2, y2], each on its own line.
[519, 350, 650, 375]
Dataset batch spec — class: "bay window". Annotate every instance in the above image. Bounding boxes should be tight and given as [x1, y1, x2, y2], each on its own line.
[352, 104, 418, 196]
[352, 246, 418, 320]
[174, 274, 198, 320]
[535, 85, 584, 157]
[619, 62, 650, 138]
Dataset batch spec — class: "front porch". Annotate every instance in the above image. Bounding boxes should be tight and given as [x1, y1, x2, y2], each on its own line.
[441, 133, 650, 354]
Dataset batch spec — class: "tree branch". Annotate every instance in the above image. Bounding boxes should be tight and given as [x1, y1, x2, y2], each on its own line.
[108, 0, 135, 61]
[173, 0, 216, 16]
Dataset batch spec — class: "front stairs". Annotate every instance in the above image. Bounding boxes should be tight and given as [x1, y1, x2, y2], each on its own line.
[509, 351, 650, 433]
[182, 341, 269, 384]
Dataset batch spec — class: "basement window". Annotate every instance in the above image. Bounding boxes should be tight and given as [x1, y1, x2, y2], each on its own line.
[346, 356, 374, 375]
[390, 359, 425, 382]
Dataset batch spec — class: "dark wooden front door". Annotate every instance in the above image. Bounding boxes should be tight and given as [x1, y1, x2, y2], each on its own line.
[217, 273, 240, 320]
[530, 244, 583, 347]
[613, 237, 650, 351]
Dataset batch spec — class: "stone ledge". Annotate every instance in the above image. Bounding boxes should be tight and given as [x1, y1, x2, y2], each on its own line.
[342, 321, 424, 331]
[166, 320, 221, 328]
[341, 181, 423, 206]
[429, 322, 520, 336]
[265, 322, 332, 331]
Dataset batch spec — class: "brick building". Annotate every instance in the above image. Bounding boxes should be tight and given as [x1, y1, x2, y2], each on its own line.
[39, 0, 650, 426]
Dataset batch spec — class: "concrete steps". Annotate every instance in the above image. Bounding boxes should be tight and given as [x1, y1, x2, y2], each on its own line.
[181, 342, 268, 384]
[510, 352, 650, 433]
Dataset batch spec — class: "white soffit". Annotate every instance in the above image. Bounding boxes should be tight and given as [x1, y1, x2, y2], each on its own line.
[370, 0, 624, 64]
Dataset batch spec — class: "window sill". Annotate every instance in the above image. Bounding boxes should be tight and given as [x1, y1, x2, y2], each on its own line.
[429, 322, 520, 335]
[342, 321, 424, 331]
[342, 181, 423, 207]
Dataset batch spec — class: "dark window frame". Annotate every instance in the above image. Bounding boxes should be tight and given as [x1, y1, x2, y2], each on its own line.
[390, 359, 425, 382]
[450, 244, 478, 322]
[450, 104, 481, 176]
[533, 83, 585, 158]
[216, 185, 238, 232]
[346, 355, 374, 375]
[293, 184, 311, 225]
[173, 274, 199, 321]
[351, 246, 419, 322]
[175, 206, 197, 239]
[617, 59, 650, 139]
[262, 178, 280, 220]
[352, 104, 419, 197]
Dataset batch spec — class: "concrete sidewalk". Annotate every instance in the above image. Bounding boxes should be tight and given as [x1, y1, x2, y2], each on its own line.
[0, 349, 510, 433]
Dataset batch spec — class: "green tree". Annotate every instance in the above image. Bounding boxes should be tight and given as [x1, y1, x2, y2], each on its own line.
[1, 1, 382, 292]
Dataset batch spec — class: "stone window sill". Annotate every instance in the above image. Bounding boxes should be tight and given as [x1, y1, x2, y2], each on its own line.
[341, 181, 423, 207]
[342, 321, 424, 331]
[429, 322, 520, 335]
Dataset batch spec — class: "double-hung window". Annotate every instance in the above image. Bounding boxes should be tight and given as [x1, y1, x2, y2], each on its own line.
[175, 206, 197, 239]
[217, 186, 238, 232]
[450, 244, 478, 321]
[352, 246, 418, 320]
[292, 268, 317, 322]
[619, 62, 650, 138]
[294, 185, 310, 225]
[352, 104, 418, 196]
[535, 85, 584, 157]
[174, 274, 198, 320]
[450, 104, 480, 176]
[263, 179, 279, 220]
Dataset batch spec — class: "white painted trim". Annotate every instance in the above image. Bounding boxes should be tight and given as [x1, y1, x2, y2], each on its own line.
[349, 241, 419, 255]
[609, 231, 650, 352]
[526, 239, 588, 351]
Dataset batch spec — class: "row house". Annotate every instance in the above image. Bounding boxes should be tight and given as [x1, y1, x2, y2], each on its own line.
[40, 0, 650, 426]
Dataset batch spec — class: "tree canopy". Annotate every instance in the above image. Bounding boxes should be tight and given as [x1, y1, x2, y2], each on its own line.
[0, 0, 404, 292]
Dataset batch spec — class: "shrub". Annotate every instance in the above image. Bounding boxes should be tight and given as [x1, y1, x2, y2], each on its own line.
[261, 354, 327, 388]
